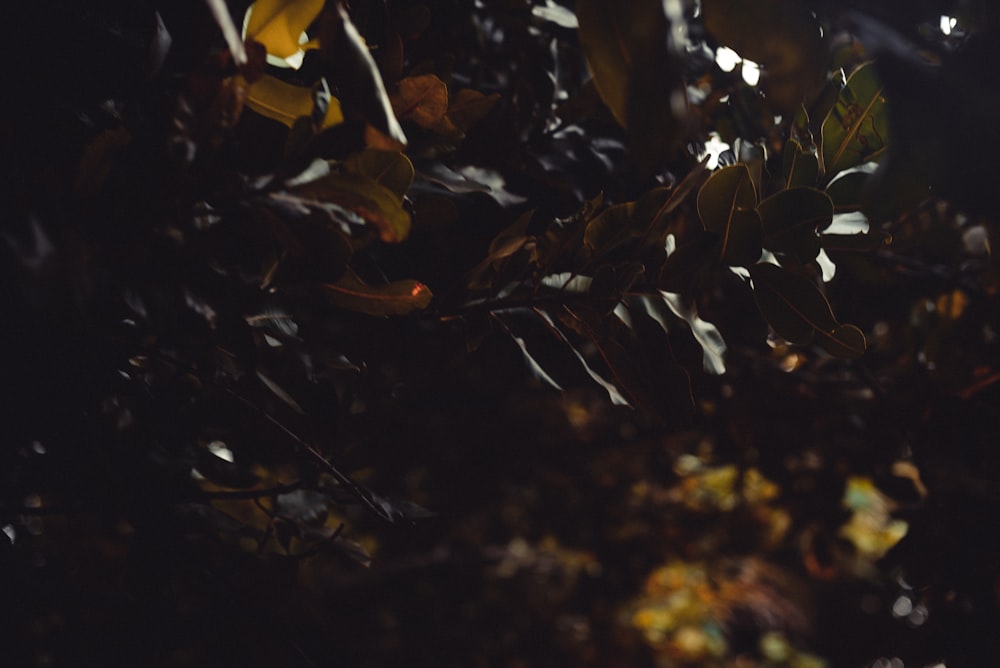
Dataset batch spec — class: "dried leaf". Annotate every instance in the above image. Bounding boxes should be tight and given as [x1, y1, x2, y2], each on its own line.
[323, 269, 432, 316]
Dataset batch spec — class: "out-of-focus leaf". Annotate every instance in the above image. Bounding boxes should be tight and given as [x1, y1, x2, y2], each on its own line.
[825, 171, 869, 212]
[323, 269, 432, 316]
[257, 370, 306, 413]
[391, 74, 449, 129]
[822, 62, 888, 176]
[245, 0, 324, 62]
[749, 263, 865, 358]
[782, 138, 819, 189]
[617, 307, 695, 424]
[291, 171, 410, 242]
[820, 232, 892, 252]
[701, 0, 827, 112]
[246, 74, 344, 128]
[321, 5, 407, 146]
[697, 164, 761, 266]
[343, 149, 414, 200]
[74, 126, 131, 197]
[576, 0, 686, 176]
[448, 89, 500, 133]
[758, 187, 834, 262]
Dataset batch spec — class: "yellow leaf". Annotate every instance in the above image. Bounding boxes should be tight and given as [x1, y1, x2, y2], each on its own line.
[244, 0, 324, 64]
[245, 74, 344, 128]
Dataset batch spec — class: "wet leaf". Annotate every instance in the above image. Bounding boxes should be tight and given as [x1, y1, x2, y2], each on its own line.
[343, 149, 414, 200]
[822, 62, 888, 176]
[749, 263, 865, 358]
[701, 0, 827, 112]
[782, 138, 819, 189]
[323, 269, 433, 316]
[758, 187, 834, 262]
[576, 0, 686, 175]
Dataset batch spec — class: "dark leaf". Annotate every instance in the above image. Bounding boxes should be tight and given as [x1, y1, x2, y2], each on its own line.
[781, 138, 819, 189]
[342, 149, 415, 200]
[758, 187, 834, 262]
[323, 269, 433, 316]
[576, 0, 687, 175]
[749, 263, 865, 358]
[825, 171, 869, 212]
[291, 171, 411, 242]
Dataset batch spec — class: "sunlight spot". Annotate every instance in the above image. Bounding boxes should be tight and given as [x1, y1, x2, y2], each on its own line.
[207, 440, 235, 463]
[698, 133, 731, 170]
[741, 59, 761, 86]
[892, 595, 913, 618]
[940, 15, 957, 36]
[715, 46, 741, 73]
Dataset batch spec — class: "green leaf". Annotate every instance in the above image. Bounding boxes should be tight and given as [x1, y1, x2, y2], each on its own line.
[701, 0, 827, 112]
[749, 263, 865, 358]
[291, 172, 411, 242]
[697, 164, 761, 265]
[822, 62, 889, 176]
[758, 187, 834, 262]
[342, 149, 414, 200]
[576, 0, 686, 175]
[825, 171, 869, 212]
[782, 138, 819, 189]
[323, 269, 432, 316]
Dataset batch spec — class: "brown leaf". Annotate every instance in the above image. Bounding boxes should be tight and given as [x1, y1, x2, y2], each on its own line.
[323, 269, 433, 316]
[447, 89, 500, 132]
[391, 74, 449, 128]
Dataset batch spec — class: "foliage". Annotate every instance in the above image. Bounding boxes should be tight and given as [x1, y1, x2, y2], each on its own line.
[2, 0, 1000, 666]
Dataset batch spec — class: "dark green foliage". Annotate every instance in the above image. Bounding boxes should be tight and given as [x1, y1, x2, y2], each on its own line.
[3, 0, 1000, 666]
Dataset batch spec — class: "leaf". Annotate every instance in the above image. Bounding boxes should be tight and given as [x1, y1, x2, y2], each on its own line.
[701, 0, 827, 112]
[291, 171, 410, 242]
[447, 89, 500, 133]
[493, 313, 564, 391]
[697, 164, 761, 265]
[658, 233, 718, 293]
[391, 74, 449, 129]
[825, 171, 869, 212]
[246, 75, 344, 129]
[782, 138, 819, 189]
[342, 149, 414, 200]
[323, 269, 432, 316]
[576, 0, 686, 175]
[758, 187, 834, 262]
[822, 62, 889, 176]
[749, 263, 865, 358]
[244, 0, 324, 64]
[321, 5, 407, 147]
